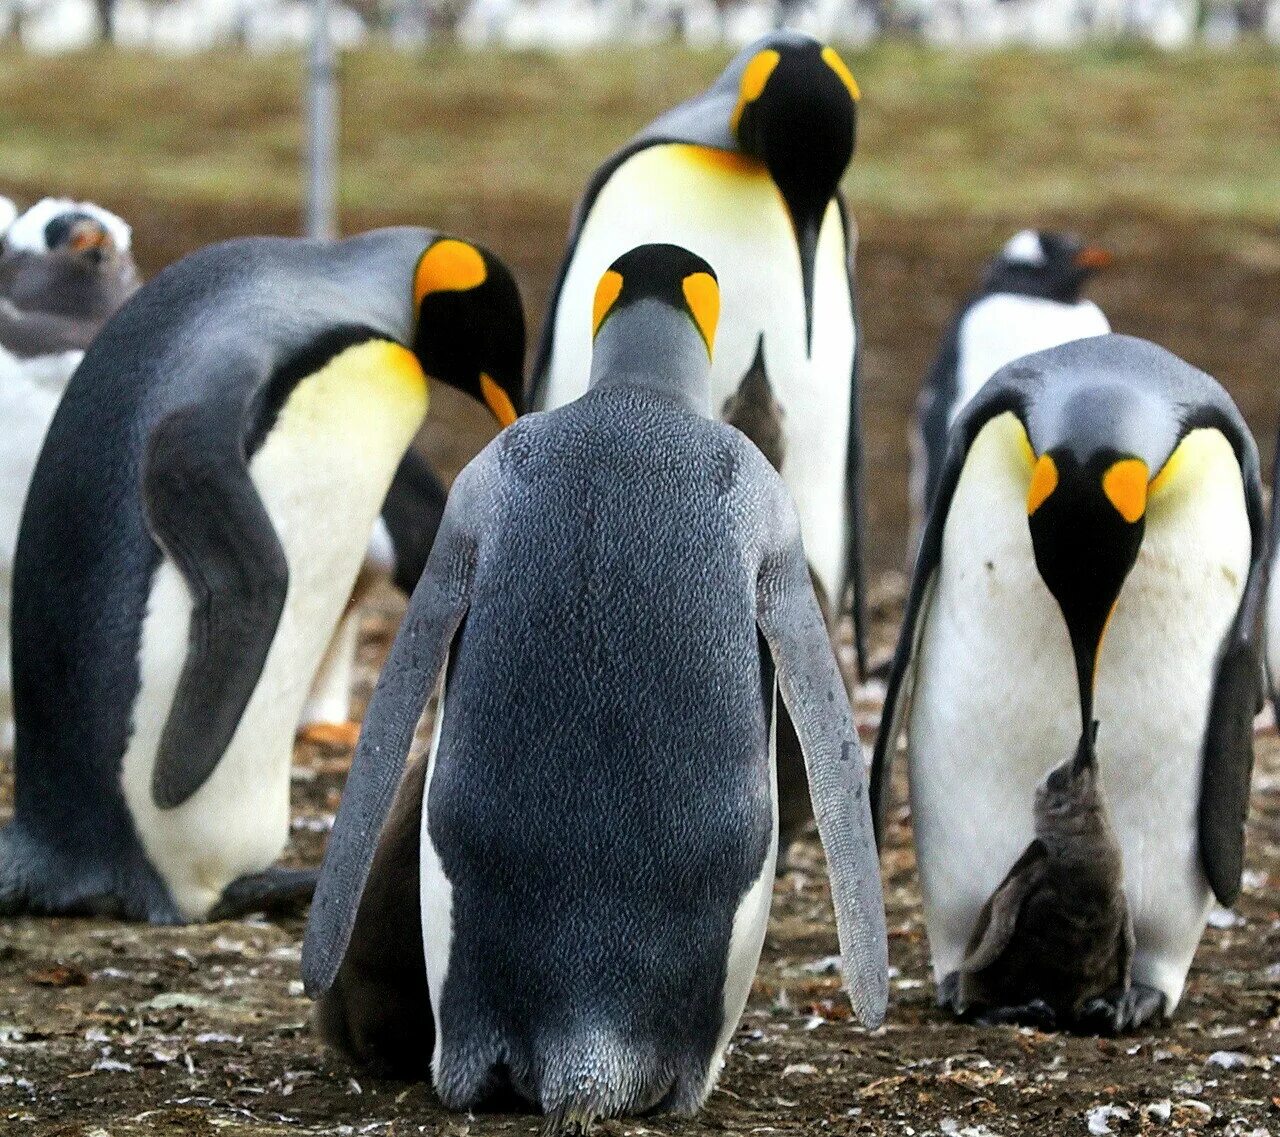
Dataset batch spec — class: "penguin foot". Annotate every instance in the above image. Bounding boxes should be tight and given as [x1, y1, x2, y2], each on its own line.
[937, 971, 961, 1012]
[1078, 984, 1167, 1035]
[209, 866, 319, 921]
[972, 998, 1057, 1031]
[298, 721, 362, 749]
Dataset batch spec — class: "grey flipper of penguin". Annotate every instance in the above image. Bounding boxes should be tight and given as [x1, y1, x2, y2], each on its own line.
[528, 30, 869, 681]
[304, 245, 886, 1128]
[942, 723, 1138, 1034]
[2, 230, 525, 922]
[872, 334, 1265, 1019]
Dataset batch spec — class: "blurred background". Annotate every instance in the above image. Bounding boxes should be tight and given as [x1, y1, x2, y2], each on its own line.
[1, 0, 1277, 571]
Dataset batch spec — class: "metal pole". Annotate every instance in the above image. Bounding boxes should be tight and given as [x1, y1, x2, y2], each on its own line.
[305, 0, 338, 240]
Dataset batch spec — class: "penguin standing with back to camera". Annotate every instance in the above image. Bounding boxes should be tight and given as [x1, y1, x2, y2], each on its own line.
[303, 244, 888, 1130]
[1, 228, 525, 923]
[530, 29, 868, 849]
[911, 229, 1112, 534]
[0, 197, 142, 754]
[873, 334, 1264, 1031]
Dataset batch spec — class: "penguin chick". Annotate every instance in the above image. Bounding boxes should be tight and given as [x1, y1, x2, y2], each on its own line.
[946, 724, 1144, 1034]
[721, 334, 785, 472]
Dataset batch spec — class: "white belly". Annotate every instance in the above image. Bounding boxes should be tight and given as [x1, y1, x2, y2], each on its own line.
[908, 415, 1247, 1009]
[540, 144, 856, 604]
[953, 295, 1110, 418]
[0, 347, 81, 753]
[420, 674, 452, 1080]
[121, 340, 427, 919]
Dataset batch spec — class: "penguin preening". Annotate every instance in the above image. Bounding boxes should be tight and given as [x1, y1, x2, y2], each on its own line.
[529, 30, 868, 849]
[2, 229, 525, 923]
[0, 198, 141, 755]
[874, 334, 1264, 1030]
[912, 229, 1111, 532]
[303, 244, 887, 1129]
[945, 723, 1136, 1033]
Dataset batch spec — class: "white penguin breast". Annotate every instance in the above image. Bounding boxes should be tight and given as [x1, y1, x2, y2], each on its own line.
[540, 144, 856, 604]
[907, 416, 1247, 1009]
[121, 341, 427, 920]
[953, 295, 1110, 418]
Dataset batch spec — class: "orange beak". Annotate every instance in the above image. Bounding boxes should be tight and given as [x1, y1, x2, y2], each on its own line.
[1074, 245, 1112, 270]
[67, 219, 112, 256]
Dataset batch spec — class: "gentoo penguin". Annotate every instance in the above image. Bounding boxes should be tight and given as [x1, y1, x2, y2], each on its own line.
[912, 229, 1111, 526]
[529, 30, 868, 848]
[2, 229, 525, 923]
[303, 244, 888, 1127]
[0, 198, 141, 754]
[945, 723, 1135, 1033]
[872, 334, 1263, 1031]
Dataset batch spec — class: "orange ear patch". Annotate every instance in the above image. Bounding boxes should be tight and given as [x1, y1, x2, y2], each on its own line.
[822, 46, 861, 101]
[1027, 454, 1058, 515]
[731, 49, 781, 133]
[1103, 458, 1149, 523]
[592, 269, 624, 337]
[681, 271, 720, 358]
[415, 239, 487, 306]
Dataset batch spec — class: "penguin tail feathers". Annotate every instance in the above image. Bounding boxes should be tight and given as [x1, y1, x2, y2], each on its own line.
[535, 1028, 676, 1132]
[540, 1102, 603, 1137]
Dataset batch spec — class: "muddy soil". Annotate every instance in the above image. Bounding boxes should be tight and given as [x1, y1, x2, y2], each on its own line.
[1, 203, 1278, 1135]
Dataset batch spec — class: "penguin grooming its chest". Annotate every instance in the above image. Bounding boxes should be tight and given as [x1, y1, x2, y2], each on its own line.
[0, 198, 141, 756]
[947, 724, 1136, 1033]
[874, 334, 1264, 1032]
[1, 229, 525, 923]
[530, 29, 868, 852]
[303, 245, 887, 1130]
[912, 229, 1111, 532]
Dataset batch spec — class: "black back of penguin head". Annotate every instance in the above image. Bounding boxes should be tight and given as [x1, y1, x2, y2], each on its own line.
[981, 229, 1112, 304]
[412, 237, 527, 428]
[591, 243, 721, 358]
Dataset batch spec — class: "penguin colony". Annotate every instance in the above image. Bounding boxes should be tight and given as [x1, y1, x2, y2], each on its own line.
[0, 30, 1273, 1132]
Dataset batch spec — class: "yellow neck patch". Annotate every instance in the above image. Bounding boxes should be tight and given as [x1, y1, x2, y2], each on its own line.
[1027, 453, 1058, 515]
[822, 46, 861, 101]
[731, 49, 781, 134]
[414, 239, 487, 307]
[1103, 458, 1149, 523]
[592, 269, 624, 337]
[681, 271, 720, 359]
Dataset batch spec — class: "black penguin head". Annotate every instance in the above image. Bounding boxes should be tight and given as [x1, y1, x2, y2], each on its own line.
[729, 35, 858, 350]
[983, 229, 1112, 303]
[1025, 429, 1147, 735]
[591, 243, 720, 360]
[411, 237, 526, 429]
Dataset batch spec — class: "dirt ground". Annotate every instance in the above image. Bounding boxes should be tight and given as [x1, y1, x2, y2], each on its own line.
[1, 204, 1279, 1135]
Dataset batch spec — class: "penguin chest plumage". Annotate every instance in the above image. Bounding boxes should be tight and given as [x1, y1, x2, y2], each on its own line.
[540, 143, 856, 603]
[121, 340, 427, 919]
[953, 295, 1110, 419]
[908, 415, 1247, 1009]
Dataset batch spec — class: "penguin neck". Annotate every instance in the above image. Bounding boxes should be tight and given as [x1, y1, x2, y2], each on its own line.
[588, 301, 713, 417]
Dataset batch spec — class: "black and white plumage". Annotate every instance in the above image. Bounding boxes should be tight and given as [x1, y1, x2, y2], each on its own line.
[875, 334, 1263, 1029]
[912, 229, 1111, 528]
[304, 245, 887, 1128]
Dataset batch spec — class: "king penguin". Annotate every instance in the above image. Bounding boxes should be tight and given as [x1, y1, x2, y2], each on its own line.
[303, 244, 887, 1128]
[872, 334, 1263, 1031]
[2, 228, 525, 923]
[529, 30, 867, 849]
[0, 198, 141, 755]
[912, 229, 1111, 531]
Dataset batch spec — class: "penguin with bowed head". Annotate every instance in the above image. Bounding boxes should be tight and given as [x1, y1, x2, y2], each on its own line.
[2, 229, 525, 923]
[529, 29, 869, 850]
[303, 244, 888, 1129]
[873, 334, 1263, 1031]
[912, 229, 1111, 532]
[0, 197, 142, 755]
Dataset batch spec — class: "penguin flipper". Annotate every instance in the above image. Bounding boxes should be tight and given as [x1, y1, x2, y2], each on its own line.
[961, 838, 1048, 974]
[1195, 413, 1268, 907]
[758, 520, 888, 1028]
[302, 465, 482, 999]
[143, 404, 290, 810]
[870, 384, 1027, 847]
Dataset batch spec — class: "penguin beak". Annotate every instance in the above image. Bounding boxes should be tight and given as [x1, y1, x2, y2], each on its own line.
[1026, 450, 1147, 732]
[66, 218, 113, 261]
[1074, 245, 1112, 271]
[785, 201, 824, 355]
[480, 372, 518, 428]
